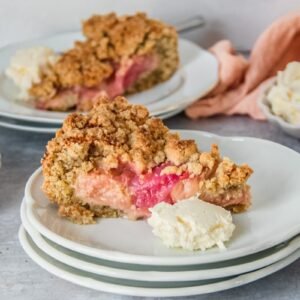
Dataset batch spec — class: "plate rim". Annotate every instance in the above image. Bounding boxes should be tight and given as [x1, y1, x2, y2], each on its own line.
[0, 118, 58, 133]
[18, 225, 300, 297]
[24, 130, 300, 265]
[21, 199, 300, 282]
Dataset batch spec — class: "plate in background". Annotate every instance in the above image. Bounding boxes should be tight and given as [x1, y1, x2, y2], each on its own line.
[0, 34, 218, 124]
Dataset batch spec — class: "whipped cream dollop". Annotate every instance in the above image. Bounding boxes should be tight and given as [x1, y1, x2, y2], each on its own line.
[5, 47, 59, 100]
[267, 62, 300, 125]
[148, 196, 235, 251]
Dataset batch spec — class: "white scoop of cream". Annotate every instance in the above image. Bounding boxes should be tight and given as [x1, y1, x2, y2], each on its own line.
[267, 62, 300, 125]
[5, 47, 59, 100]
[148, 196, 235, 251]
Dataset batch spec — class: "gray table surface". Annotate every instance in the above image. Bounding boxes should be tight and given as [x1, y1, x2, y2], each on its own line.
[0, 114, 299, 300]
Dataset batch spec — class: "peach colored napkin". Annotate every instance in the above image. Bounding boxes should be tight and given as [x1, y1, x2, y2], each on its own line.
[185, 12, 300, 120]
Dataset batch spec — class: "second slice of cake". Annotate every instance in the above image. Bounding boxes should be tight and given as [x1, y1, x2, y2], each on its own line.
[27, 13, 179, 111]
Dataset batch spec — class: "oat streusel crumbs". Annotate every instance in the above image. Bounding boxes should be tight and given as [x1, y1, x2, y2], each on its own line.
[199, 157, 253, 195]
[165, 138, 198, 166]
[82, 13, 175, 57]
[216, 158, 253, 189]
[29, 70, 58, 101]
[30, 12, 179, 106]
[42, 96, 253, 223]
[58, 204, 95, 224]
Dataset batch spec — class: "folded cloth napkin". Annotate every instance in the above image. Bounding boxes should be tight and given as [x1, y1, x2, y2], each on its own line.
[185, 12, 300, 120]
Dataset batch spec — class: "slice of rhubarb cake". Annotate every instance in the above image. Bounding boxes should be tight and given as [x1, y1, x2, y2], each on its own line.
[29, 12, 179, 111]
[42, 96, 253, 224]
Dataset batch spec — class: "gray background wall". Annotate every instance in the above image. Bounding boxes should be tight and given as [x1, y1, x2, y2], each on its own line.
[0, 0, 298, 50]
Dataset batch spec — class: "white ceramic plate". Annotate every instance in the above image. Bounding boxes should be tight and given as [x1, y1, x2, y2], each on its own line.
[25, 130, 300, 265]
[0, 33, 218, 124]
[19, 225, 300, 297]
[0, 106, 183, 133]
[21, 199, 300, 282]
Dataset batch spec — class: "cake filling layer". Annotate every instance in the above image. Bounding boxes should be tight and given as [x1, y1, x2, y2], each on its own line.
[74, 164, 251, 219]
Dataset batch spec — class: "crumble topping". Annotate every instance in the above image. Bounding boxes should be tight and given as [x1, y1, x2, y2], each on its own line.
[30, 12, 178, 101]
[82, 13, 176, 57]
[43, 96, 252, 184]
[45, 96, 243, 175]
[43, 96, 253, 175]
[165, 138, 198, 165]
[199, 158, 252, 196]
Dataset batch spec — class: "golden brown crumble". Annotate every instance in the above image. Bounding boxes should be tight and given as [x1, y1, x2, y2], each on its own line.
[165, 138, 198, 165]
[42, 96, 253, 223]
[199, 163, 252, 194]
[30, 12, 179, 104]
[58, 204, 95, 224]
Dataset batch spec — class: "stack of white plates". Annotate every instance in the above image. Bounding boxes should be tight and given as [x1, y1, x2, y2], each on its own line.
[19, 130, 300, 297]
[0, 35, 218, 133]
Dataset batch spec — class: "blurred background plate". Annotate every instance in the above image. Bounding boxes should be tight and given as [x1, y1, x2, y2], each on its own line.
[0, 36, 218, 124]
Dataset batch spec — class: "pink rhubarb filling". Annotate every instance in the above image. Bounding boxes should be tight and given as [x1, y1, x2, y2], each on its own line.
[74, 163, 251, 219]
[129, 165, 190, 209]
[74, 164, 200, 219]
